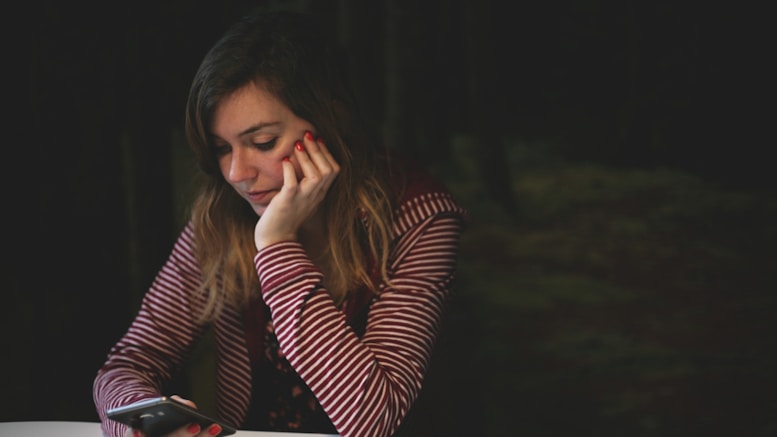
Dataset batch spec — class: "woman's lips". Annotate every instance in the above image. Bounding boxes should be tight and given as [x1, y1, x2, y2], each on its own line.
[246, 189, 274, 203]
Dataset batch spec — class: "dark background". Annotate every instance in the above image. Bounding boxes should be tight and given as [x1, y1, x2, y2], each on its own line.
[4, 1, 775, 436]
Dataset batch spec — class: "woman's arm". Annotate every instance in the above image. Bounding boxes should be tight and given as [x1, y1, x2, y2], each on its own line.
[254, 207, 465, 437]
[93, 224, 206, 437]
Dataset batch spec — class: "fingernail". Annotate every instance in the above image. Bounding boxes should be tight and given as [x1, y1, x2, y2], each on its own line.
[295, 141, 304, 152]
[304, 131, 314, 141]
[187, 423, 201, 434]
[283, 156, 290, 162]
[316, 136, 325, 144]
[133, 430, 142, 437]
[208, 424, 223, 436]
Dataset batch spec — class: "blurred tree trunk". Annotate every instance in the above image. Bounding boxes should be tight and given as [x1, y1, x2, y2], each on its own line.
[383, 0, 456, 167]
[335, 0, 385, 126]
[383, 0, 413, 155]
[461, 0, 517, 215]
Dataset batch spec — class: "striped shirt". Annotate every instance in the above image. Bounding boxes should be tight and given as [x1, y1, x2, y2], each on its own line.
[93, 174, 467, 437]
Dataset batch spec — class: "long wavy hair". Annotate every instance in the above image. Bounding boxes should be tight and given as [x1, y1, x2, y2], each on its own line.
[184, 11, 399, 322]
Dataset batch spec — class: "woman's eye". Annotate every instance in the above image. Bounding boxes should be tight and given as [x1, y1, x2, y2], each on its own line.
[213, 143, 231, 156]
[253, 138, 277, 151]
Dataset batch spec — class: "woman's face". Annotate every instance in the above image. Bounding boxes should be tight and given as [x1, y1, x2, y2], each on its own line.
[210, 81, 315, 216]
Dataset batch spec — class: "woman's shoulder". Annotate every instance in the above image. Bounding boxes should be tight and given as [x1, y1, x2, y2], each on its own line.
[168, 220, 198, 261]
[389, 154, 469, 231]
[386, 151, 445, 197]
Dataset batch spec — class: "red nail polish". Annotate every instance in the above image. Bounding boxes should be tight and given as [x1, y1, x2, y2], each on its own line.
[316, 136, 325, 145]
[283, 156, 290, 162]
[208, 424, 223, 436]
[133, 430, 142, 437]
[187, 423, 201, 434]
[304, 131, 314, 141]
[295, 141, 304, 152]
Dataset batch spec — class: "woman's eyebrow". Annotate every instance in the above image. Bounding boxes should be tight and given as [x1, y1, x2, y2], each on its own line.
[238, 121, 281, 137]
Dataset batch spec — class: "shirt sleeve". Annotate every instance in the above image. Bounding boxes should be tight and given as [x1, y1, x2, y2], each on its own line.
[254, 198, 466, 437]
[93, 223, 206, 437]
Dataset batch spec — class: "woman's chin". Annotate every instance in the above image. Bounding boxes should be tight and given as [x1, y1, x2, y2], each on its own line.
[252, 204, 267, 217]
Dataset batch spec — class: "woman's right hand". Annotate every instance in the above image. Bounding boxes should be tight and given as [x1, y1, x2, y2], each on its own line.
[253, 132, 340, 251]
[122, 395, 224, 437]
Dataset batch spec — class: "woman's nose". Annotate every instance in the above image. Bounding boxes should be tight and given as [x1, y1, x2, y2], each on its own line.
[226, 147, 257, 182]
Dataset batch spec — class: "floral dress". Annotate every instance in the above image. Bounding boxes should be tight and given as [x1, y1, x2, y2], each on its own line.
[241, 285, 372, 433]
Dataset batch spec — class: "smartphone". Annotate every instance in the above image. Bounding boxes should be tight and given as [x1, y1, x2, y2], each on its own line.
[106, 396, 237, 437]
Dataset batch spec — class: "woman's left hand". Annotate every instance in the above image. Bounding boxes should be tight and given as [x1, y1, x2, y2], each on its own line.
[254, 132, 340, 251]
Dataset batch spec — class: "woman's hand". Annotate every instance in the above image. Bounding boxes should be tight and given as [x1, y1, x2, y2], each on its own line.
[122, 395, 224, 437]
[254, 132, 340, 251]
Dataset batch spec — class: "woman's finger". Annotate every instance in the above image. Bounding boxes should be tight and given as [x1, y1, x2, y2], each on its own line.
[293, 140, 321, 182]
[169, 395, 197, 409]
[281, 156, 298, 190]
[300, 133, 339, 177]
[313, 137, 340, 174]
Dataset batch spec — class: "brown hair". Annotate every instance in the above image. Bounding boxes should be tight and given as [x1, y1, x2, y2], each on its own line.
[184, 10, 399, 322]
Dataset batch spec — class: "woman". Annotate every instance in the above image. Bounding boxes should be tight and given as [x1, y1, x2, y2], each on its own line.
[94, 9, 467, 437]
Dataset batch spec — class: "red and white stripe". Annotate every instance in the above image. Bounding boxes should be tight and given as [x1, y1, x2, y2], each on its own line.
[93, 190, 466, 437]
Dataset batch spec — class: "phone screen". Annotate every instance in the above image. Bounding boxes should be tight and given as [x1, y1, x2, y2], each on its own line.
[106, 396, 237, 437]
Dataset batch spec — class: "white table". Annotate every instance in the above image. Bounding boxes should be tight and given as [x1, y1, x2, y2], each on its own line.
[0, 421, 338, 436]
